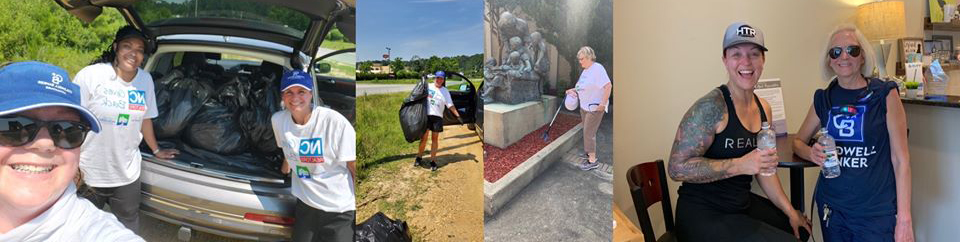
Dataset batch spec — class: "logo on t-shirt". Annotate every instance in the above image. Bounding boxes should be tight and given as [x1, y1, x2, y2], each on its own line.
[829, 105, 866, 142]
[428, 89, 437, 105]
[116, 113, 130, 126]
[298, 138, 325, 163]
[128, 90, 146, 111]
[295, 165, 311, 179]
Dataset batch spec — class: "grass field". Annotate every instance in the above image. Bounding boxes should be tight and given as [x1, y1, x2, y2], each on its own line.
[355, 92, 419, 180]
[320, 39, 356, 51]
[358, 77, 484, 85]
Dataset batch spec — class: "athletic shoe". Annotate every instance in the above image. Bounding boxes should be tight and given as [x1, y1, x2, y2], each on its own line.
[415, 156, 422, 167]
[430, 161, 438, 171]
[579, 159, 600, 171]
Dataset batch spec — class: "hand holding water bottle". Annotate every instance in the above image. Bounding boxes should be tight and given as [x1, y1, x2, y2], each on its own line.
[817, 128, 842, 178]
[756, 122, 778, 176]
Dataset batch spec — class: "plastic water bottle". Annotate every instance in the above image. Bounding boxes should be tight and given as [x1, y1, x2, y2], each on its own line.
[756, 122, 777, 176]
[818, 128, 841, 178]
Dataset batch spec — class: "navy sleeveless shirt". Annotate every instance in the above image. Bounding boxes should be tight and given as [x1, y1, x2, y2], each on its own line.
[813, 78, 898, 217]
[678, 85, 767, 213]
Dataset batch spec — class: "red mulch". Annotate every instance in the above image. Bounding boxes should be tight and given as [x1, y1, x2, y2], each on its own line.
[484, 112, 582, 182]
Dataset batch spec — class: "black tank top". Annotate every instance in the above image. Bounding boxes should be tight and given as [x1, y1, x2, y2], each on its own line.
[677, 85, 767, 212]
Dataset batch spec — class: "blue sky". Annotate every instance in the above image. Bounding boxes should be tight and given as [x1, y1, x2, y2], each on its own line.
[356, 0, 483, 61]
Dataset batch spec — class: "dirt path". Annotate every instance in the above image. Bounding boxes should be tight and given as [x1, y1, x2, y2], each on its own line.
[357, 125, 484, 242]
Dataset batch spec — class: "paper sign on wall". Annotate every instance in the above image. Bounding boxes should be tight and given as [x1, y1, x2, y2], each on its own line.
[754, 79, 787, 136]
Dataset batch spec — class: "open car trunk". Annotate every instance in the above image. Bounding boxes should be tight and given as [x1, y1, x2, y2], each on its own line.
[143, 51, 288, 181]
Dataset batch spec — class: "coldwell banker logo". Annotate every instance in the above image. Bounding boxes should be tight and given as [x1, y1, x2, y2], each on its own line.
[128, 90, 146, 111]
[737, 25, 756, 38]
[298, 138, 325, 163]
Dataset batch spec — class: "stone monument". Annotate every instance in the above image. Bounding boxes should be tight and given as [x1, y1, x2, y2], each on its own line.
[481, 11, 550, 105]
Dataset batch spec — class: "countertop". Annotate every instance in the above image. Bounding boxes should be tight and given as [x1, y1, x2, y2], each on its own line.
[901, 95, 960, 108]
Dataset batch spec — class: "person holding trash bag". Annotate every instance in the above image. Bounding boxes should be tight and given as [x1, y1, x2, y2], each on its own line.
[791, 24, 912, 242]
[75, 25, 179, 233]
[667, 22, 811, 242]
[564, 46, 612, 171]
[0, 61, 143, 241]
[415, 71, 463, 172]
[271, 69, 357, 241]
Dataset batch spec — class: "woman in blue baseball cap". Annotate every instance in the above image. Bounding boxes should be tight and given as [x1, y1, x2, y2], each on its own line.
[271, 69, 356, 241]
[0, 61, 142, 241]
[668, 22, 811, 241]
[73, 25, 178, 233]
[415, 70, 463, 171]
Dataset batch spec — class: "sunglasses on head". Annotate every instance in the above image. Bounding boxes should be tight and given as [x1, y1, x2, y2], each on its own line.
[828, 45, 862, 59]
[0, 115, 91, 149]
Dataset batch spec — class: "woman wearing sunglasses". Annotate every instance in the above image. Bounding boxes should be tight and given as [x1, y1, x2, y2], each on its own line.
[73, 26, 179, 233]
[0, 61, 143, 241]
[792, 25, 913, 242]
[669, 22, 810, 242]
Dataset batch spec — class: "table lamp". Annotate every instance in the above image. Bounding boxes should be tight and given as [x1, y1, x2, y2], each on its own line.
[856, 0, 906, 78]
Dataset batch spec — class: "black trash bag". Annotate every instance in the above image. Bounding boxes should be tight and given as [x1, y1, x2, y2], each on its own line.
[143, 140, 284, 179]
[354, 212, 412, 242]
[240, 74, 283, 153]
[184, 100, 249, 155]
[153, 69, 214, 139]
[216, 76, 252, 112]
[398, 78, 429, 143]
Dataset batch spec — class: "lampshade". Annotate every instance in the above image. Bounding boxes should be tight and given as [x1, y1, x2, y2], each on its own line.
[856, 1, 906, 41]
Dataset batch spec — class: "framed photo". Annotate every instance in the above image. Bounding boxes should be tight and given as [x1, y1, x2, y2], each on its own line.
[933, 35, 955, 62]
[900, 38, 923, 64]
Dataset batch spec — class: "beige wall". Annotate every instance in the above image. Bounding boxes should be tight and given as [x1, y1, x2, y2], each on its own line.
[613, 0, 923, 240]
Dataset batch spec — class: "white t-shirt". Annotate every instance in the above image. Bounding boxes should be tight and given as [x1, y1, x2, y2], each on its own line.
[574, 62, 611, 112]
[0, 183, 144, 242]
[427, 84, 454, 117]
[271, 106, 356, 213]
[75, 63, 158, 187]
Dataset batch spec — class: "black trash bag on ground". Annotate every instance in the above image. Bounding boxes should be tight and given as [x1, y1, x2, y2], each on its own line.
[354, 212, 412, 242]
[184, 100, 249, 155]
[153, 69, 214, 139]
[399, 78, 429, 143]
[240, 74, 283, 153]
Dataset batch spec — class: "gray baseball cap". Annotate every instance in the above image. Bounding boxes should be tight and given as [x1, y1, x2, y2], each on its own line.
[722, 22, 767, 52]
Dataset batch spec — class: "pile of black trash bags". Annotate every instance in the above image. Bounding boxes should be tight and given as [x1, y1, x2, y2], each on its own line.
[354, 212, 412, 242]
[399, 78, 428, 143]
[151, 63, 285, 177]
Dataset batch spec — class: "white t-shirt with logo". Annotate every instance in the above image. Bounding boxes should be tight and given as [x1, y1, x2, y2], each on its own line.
[427, 84, 454, 117]
[271, 106, 356, 213]
[574, 62, 611, 112]
[75, 63, 158, 187]
[0, 183, 144, 242]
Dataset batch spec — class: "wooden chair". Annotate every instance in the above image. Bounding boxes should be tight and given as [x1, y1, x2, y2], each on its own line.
[626, 160, 676, 242]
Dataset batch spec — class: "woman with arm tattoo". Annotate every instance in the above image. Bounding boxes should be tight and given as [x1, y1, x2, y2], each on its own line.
[668, 22, 811, 242]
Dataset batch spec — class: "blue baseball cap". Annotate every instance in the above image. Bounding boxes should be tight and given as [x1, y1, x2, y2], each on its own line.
[0, 61, 100, 132]
[280, 69, 313, 92]
[434, 71, 445, 78]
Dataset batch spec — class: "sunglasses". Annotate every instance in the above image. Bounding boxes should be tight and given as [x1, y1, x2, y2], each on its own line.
[0, 115, 91, 149]
[828, 45, 862, 59]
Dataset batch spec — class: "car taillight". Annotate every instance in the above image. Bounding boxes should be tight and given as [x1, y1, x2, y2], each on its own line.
[243, 213, 295, 225]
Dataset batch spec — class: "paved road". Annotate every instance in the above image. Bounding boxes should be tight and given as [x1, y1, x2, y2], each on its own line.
[484, 113, 614, 241]
[356, 81, 464, 96]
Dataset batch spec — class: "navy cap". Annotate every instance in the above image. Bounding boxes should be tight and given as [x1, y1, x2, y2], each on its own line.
[0, 61, 101, 132]
[115, 25, 147, 43]
[280, 69, 313, 91]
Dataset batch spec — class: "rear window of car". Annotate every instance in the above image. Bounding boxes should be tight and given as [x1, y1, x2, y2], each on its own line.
[135, 0, 311, 34]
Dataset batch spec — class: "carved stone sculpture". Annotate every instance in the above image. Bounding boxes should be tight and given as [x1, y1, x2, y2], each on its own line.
[483, 11, 550, 105]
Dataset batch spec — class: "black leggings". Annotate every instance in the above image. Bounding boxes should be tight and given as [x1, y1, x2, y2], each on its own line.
[675, 193, 809, 242]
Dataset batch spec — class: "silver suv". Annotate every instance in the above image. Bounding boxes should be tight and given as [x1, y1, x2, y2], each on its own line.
[54, 0, 355, 240]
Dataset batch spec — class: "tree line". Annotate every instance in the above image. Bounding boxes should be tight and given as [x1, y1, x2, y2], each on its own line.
[357, 53, 483, 80]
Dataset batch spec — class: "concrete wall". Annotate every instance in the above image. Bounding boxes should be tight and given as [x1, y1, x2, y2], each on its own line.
[613, 0, 927, 241]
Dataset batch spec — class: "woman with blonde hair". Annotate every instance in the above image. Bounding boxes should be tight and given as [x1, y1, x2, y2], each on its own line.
[792, 24, 913, 242]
